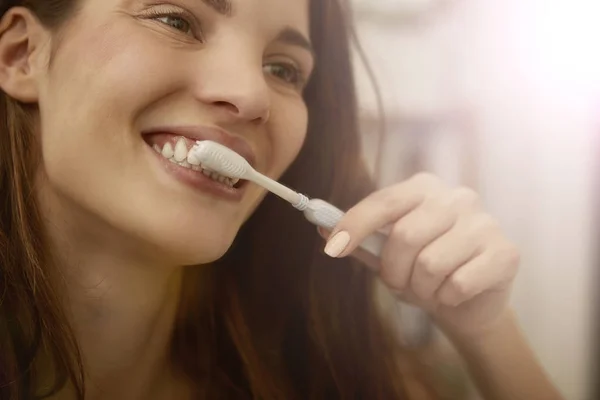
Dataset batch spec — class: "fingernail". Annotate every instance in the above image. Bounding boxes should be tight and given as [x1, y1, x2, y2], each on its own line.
[324, 231, 351, 258]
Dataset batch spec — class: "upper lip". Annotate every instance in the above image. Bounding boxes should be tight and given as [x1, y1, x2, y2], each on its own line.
[142, 125, 257, 168]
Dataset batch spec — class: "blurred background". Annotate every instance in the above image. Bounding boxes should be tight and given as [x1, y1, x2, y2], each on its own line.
[349, 0, 598, 399]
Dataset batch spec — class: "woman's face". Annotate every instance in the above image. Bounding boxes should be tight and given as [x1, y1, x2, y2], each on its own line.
[35, 0, 314, 264]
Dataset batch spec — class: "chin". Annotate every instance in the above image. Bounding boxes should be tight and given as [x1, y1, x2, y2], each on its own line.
[141, 224, 237, 267]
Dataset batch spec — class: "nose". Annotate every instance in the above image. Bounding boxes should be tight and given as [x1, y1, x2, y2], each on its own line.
[193, 53, 271, 125]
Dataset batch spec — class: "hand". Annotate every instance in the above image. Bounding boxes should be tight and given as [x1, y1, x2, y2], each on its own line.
[321, 173, 520, 338]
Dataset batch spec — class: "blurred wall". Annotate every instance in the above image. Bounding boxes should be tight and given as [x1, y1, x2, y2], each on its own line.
[351, 1, 598, 399]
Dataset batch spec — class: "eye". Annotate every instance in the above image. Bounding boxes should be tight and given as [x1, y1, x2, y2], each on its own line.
[144, 7, 202, 40]
[156, 14, 193, 35]
[264, 62, 305, 88]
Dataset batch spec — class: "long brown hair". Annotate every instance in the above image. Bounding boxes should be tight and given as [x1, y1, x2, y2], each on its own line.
[0, 0, 440, 399]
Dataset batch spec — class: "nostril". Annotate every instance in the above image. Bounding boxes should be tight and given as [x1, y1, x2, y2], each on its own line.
[211, 96, 270, 123]
[255, 109, 270, 124]
[214, 101, 239, 114]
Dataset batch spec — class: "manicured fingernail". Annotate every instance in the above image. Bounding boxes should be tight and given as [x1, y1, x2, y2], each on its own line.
[324, 231, 351, 258]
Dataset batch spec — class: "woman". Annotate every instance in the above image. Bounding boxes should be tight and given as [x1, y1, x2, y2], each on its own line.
[0, 0, 562, 399]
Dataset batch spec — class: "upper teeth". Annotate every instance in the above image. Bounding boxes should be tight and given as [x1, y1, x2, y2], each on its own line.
[174, 139, 188, 162]
[153, 138, 239, 188]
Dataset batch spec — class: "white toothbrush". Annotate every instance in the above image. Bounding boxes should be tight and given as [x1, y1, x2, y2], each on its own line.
[187, 140, 386, 257]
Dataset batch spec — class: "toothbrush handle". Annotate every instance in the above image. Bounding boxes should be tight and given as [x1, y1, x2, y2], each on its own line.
[304, 199, 387, 258]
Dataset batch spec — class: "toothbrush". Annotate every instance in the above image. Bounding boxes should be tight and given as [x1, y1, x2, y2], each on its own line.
[187, 140, 387, 257]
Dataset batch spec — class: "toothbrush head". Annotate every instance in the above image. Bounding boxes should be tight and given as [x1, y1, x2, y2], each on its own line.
[187, 140, 251, 180]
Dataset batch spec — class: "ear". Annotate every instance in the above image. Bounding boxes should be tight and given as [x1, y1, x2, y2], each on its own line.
[0, 7, 49, 103]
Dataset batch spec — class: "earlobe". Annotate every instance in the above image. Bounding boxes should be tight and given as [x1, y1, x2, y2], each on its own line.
[0, 7, 48, 103]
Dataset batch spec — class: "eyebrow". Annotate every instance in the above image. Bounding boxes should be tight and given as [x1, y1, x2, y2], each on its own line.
[202, 0, 233, 16]
[276, 27, 315, 58]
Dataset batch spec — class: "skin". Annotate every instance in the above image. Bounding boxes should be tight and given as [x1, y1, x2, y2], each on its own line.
[324, 174, 518, 336]
[0, 0, 564, 399]
[0, 0, 313, 398]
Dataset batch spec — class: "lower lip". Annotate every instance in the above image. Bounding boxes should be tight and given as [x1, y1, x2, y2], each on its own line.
[148, 145, 245, 202]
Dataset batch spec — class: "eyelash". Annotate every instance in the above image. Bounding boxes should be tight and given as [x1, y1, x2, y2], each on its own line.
[264, 62, 306, 89]
[146, 8, 202, 41]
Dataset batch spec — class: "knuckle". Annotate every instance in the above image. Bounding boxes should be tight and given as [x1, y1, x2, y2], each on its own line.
[492, 244, 521, 267]
[470, 214, 500, 236]
[496, 242, 521, 268]
[450, 274, 474, 298]
[453, 187, 480, 207]
[416, 251, 440, 277]
[392, 224, 421, 247]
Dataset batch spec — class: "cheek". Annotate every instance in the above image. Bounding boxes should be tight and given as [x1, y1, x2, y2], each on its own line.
[36, 17, 189, 193]
[267, 100, 308, 178]
[40, 16, 191, 129]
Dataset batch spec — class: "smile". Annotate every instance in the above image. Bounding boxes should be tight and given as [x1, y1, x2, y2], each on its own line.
[151, 137, 240, 188]
[142, 126, 256, 200]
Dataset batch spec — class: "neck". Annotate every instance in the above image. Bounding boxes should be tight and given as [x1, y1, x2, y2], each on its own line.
[40, 195, 193, 399]
[66, 259, 183, 399]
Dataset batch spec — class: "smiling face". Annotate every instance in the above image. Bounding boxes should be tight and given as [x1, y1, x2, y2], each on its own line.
[31, 0, 314, 265]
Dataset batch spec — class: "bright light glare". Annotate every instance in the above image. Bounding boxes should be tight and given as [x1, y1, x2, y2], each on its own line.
[513, 0, 600, 99]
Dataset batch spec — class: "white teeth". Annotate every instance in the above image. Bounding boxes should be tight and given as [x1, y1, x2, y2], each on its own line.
[174, 138, 188, 162]
[187, 147, 200, 166]
[153, 141, 237, 188]
[161, 143, 174, 159]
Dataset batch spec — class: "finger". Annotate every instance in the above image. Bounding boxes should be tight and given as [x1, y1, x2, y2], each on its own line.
[410, 215, 495, 300]
[324, 173, 445, 258]
[319, 227, 382, 271]
[436, 242, 520, 307]
[379, 203, 456, 291]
